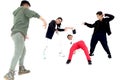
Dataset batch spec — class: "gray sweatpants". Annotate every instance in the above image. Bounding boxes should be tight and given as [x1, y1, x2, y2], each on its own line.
[9, 32, 26, 71]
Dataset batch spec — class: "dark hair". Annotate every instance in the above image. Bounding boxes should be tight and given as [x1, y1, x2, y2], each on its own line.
[20, 0, 31, 7]
[67, 34, 73, 39]
[96, 11, 103, 15]
[57, 17, 63, 21]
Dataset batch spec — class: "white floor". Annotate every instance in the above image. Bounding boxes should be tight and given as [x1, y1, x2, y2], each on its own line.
[0, 31, 120, 80]
[0, 0, 120, 80]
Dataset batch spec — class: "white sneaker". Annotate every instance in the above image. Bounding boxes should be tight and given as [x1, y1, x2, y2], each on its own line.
[59, 52, 65, 57]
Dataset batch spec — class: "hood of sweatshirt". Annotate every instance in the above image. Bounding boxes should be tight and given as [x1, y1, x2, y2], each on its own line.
[13, 7, 23, 16]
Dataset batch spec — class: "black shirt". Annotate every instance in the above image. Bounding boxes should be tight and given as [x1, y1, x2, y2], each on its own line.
[46, 20, 65, 39]
[85, 14, 114, 35]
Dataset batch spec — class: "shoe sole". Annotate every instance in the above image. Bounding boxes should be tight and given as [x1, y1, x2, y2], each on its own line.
[4, 77, 8, 80]
[89, 54, 94, 56]
[4, 77, 14, 80]
[18, 72, 30, 75]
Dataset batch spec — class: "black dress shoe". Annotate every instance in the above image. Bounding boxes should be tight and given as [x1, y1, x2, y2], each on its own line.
[89, 53, 94, 56]
[88, 60, 92, 65]
[66, 60, 71, 64]
[108, 54, 112, 58]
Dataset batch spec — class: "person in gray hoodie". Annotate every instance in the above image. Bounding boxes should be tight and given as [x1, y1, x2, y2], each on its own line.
[4, 1, 47, 80]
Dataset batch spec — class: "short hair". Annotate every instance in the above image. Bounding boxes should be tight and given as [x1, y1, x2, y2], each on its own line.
[20, 0, 31, 7]
[57, 17, 63, 21]
[96, 11, 103, 15]
[67, 34, 73, 39]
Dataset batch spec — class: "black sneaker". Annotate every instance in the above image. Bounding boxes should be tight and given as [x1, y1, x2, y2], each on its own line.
[88, 60, 92, 65]
[108, 54, 112, 58]
[66, 60, 71, 64]
[89, 53, 94, 56]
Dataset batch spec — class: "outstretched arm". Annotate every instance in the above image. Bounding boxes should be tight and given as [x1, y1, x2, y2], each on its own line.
[39, 16, 47, 29]
[57, 27, 74, 31]
[24, 8, 47, 28]
[84, 22, 96, 28]
[57, 27, 65, 31]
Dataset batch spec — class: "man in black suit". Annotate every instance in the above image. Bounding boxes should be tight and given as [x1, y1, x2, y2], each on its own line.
[84, 11, 114, 58]
[43, 17, 73, 59]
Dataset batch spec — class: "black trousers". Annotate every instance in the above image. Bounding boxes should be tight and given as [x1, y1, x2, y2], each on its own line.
[90, 33, 111, 55]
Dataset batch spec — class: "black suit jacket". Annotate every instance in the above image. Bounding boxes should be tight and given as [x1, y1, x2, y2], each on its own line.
[46, 20, 65, 39]
[85, 14, 114, 36]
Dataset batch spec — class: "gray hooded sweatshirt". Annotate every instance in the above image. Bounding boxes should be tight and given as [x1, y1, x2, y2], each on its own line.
[11, 6, 40, 37]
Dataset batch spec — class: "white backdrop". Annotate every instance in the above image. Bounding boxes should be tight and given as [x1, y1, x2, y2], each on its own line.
[0, 0, 120, 80]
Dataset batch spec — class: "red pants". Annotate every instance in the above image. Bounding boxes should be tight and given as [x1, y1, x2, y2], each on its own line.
[68, 40, 91, 61]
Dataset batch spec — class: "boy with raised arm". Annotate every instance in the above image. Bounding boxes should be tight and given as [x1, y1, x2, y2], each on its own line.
[4, 1, 47, 80]
[84, 11, 114, 58]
